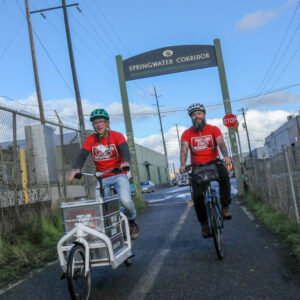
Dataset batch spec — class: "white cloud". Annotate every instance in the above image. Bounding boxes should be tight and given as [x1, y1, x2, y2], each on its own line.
[237, 9, 277, 31]
[0, 94, 157, 129]
[246, 92, 300, 108]
[237, 0, 298, 31]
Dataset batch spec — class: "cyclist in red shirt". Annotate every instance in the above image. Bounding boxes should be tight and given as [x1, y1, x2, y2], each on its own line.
[180, 103, 232, 238]
[68, 108, 139, 239]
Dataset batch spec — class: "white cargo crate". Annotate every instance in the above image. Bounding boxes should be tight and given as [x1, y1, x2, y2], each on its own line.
[61, 196, 120, 233]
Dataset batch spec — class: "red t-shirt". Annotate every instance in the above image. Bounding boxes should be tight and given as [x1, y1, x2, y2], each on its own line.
[181, 124, 222, 164]
[82, 130, 127, 178]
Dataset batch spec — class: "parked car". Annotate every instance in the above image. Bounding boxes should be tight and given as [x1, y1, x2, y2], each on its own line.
[140, 181, 155, 193]
[171, 179, 177, 186]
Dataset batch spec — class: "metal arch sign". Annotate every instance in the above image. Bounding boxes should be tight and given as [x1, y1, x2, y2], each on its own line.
[123, 45, 217, 81]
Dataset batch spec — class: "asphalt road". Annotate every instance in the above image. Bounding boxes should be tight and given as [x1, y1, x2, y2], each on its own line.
[1, 180, 300, 299]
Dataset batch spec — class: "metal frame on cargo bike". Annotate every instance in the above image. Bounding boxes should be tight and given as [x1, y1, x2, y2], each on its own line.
[186, 162, 224, 259]
[57, 167, 134, 300]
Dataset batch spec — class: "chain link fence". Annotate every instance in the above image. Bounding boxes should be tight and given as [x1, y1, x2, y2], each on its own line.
[244, 145, 300, 223]
[0, 104, 92, 235]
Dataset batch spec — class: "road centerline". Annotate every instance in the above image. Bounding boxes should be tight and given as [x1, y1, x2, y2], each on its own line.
[128, 205, 192, 300]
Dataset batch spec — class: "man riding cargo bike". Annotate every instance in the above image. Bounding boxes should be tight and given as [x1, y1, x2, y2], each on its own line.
[180, 103, 232, 239]
[68, 108, 139, 240]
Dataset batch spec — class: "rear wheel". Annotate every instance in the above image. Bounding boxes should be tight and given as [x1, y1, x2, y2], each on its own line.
[67, 244, 91, 300]
[211, 205, 224, 260]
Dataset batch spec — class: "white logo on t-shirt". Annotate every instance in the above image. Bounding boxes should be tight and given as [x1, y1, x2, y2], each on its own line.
[191, 135, 213, 152]
[92, 144, 118, 161]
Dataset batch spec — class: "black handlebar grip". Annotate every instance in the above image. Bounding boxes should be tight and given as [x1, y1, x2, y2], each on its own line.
[74, 172, 82, 179]
[122, 166, 130, 172]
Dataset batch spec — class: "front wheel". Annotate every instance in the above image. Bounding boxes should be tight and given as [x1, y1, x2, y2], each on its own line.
[211, 206, 224, 260]
[67, 244, 91, 300]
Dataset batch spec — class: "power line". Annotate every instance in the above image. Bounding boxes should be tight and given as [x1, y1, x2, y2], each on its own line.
[256, 0, 300, 93]
[75, 5, 147, 93]
[263, 22, 300, 91]
[270, 43, 300, 89]
[84, 0, 123, 54]
[4, 79, 300, 117]
[0, 19, 25, 61]
[0, 95, 53, 111]
[92, 0, 131, 57]
[15, 0, 75, 96]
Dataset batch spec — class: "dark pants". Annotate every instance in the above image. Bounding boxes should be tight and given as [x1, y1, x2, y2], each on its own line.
[191, 162, 231, 224]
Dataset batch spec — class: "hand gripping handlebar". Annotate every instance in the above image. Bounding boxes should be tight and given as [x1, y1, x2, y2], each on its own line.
[74, 166, 130, 180]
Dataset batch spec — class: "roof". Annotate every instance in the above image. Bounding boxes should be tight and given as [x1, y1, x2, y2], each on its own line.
[0, 131, 78, 149]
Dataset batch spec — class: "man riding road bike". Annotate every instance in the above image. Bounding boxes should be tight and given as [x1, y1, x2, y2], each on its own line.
[180, 103, 232, 238]
[68, 108, 139, 240]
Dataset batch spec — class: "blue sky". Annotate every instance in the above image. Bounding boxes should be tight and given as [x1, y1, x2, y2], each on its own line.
[0, 0, 299, 167]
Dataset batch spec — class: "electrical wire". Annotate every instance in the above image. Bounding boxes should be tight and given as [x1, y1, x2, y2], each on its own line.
[15, 0, 75, 96]
[256, 0, 300, 93]
[81, 0, 155, 93]
[270, 43, 300, 89]
[262, 22, 300, 91]
[42, 13, 119, 88]
[0, 19, 25, 61]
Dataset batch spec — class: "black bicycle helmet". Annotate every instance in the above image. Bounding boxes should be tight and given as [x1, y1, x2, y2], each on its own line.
[187, 103, 206, 116]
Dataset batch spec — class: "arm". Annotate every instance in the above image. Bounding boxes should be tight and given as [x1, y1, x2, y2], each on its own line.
[180, 141, 189, 173]
[68, 148, 90, 182]
[119, 142, 131, 168]
[215, 135, 231, 165]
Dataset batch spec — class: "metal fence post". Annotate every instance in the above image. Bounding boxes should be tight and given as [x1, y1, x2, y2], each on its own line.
[284, 147, 300, 223]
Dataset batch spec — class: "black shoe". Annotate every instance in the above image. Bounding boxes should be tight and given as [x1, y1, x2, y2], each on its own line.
[222, 206, 232, 220]
[129, 220, 140, 240]
[201, 223, 210, 238]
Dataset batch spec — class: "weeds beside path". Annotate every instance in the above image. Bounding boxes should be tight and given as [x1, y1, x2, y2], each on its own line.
[0, 209, 63, 288]
[245, 193, 300, 263]
[0, 198, 147, 289]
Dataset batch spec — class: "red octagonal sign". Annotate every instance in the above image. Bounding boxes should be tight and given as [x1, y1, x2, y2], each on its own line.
[223, 114, 238, 128]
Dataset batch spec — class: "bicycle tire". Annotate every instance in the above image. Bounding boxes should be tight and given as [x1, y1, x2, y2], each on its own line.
[211, 204, 224, 260]
[67, 244, 91, 300]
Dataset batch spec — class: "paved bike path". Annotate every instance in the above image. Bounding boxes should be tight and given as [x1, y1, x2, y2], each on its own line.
[1, 190, 299, 299]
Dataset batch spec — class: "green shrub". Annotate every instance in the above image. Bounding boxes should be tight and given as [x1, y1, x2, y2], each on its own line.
[245, 193, 300, 263]
[0, 209, 63, 287]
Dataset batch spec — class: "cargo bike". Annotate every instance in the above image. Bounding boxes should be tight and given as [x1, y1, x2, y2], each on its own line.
[57, 167, 134, 300]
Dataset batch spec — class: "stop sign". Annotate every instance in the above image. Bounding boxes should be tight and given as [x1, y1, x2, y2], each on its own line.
[223, 114, 238, 128]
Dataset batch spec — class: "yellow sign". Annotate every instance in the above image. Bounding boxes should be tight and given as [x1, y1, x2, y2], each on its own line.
[234, 121, 239, 132]
[20, 149, 29, 204]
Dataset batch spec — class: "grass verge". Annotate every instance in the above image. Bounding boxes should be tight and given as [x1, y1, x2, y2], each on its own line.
[245, 192, 300, 262]
[132, 194, 147, 212]
[0, 208, 63, 288]
[0, 195, 147, 289]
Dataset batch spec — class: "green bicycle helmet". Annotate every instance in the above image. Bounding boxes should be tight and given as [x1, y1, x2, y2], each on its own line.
[90, 108, 109, 121]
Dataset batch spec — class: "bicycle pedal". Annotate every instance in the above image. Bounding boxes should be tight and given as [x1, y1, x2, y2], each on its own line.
[60, 272, 67, 280]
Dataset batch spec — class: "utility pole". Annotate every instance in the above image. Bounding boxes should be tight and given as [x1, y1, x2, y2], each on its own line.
[153, 87, 168, 160]
[235, 127, 244, 169]
[62, 0, 84, 132]
[25, 0, 45, 124]
[214, 38, 244, 195]
[55, 111, 67, 200]
[116, 55, 143, 201]
[239, 107, 252, 158]
[30, 1, 85, 132]
[175, 123, 181, 152]
[152, 87, 169, 181]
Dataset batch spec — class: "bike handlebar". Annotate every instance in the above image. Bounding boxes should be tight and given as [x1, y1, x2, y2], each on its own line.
[74, 166, 130, 180]
[185, 159, 224, 172]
